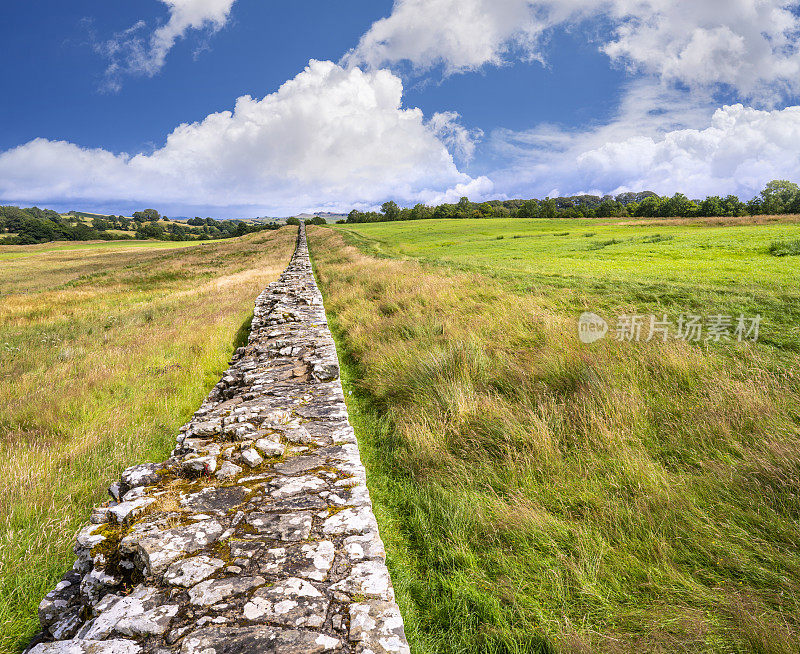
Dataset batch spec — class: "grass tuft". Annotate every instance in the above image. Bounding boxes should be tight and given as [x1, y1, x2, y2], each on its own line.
[768, 238, 800, 256]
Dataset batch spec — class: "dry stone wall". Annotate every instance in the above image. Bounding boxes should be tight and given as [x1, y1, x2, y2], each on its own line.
[28, 225, 409, 654]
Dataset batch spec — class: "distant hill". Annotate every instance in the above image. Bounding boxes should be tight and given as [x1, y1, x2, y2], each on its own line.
[294, 212, 348, 223]
[0, 205, 280, 245]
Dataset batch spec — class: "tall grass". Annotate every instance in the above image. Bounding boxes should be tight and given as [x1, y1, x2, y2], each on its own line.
[768, 239, 800, 256]
[0, 230, 296, 651]
[308, 226, 800, 654]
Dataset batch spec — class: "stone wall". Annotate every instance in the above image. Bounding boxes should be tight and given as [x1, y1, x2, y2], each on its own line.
[28, 225, 409, 654]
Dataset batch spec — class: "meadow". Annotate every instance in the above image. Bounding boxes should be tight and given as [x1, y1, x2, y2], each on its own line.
[0, 239, 230, 262]
[308, 216, 800, 654]
[0, 230, 296, 651]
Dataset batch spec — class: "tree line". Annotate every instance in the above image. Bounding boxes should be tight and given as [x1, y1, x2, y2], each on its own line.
[343, 180, 800, 223]
[285, 216, 327, 226]
[0, 207, 280, 245]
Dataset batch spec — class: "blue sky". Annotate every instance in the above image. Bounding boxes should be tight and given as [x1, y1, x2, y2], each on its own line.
[2, 0, 800, 217]
[0, 2, 390, 153]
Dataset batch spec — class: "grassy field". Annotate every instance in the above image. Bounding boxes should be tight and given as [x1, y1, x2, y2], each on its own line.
[343, 215, 799, 285]
[307, 217, 800, 654]
[0, 239, 231, 261]
[0, 229, 296, 651]
[341, 217, 800, 351]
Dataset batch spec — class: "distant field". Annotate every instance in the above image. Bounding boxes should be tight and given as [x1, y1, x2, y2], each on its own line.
[0, 229, 296, 651]
[344, 216, 800, 286]
[343, 217, 800, 352]
[309, 219, 800, 654]
[0, 238, 228, 261]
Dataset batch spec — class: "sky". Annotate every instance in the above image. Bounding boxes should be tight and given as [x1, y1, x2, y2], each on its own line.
[2, 0, 800, 217]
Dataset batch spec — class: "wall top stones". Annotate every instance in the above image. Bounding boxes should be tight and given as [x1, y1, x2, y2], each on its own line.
[28, 224, 409, 654]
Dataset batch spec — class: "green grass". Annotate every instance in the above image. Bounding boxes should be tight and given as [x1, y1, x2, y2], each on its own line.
[308, 220, 800, 654]
[338, 216, 800, 288]
[336, 217, 800, 353]
[768, 238, 800, 257]
[0, 230, 296, 652]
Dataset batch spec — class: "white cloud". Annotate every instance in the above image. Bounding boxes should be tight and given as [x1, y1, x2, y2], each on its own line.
[343, 0, 551, 74]
[490, 89, 800, 200]
[0, 61, 491, 216]
[98, 0, 237, 90]
[346, 0, 800, 100]
[603, 0, 800, 102]
[575, 104, 800, 199]
[428, 112, 484, 163]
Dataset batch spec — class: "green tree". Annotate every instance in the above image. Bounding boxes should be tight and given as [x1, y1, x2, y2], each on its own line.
[596, 200, 626, 218]
[540, 198, 557, 219]
[721, 195, 746, 217]
[516, 200, 540, 218]
[0, 206, 34, 232]
[786, 192, 800, 215]
[456, 196, 472, 218]
[133, 208, 161, 222]
[699, 196, 724, 217]
[16, 218, 57, 244]
[634, 196, 666, 217]
[381, 201, 400, 220]
[168, 223, 188, 239]
[136, 222, 165, 239]
[746, 197, 764, 215]
[663, 193, 698, 217]
[477, 202, 494, 217]
[433, 204, 456, 220]
[410, 204, 433, 221]
[760, 180, 799, 214]
[70, 224, 97, 241]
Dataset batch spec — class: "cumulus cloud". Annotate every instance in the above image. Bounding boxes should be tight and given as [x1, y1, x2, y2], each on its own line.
[97, 0, 237, 90]
[575, 104, 800, 199]
[0, 61, 491, 215]
[490, 88, 800, 200]
[603, 0, 800, 101]
[343, 0, 552, 74]
[345, 1, 800, 200]
[428, 112, 484, 163]
[346, 0, 800, 100]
